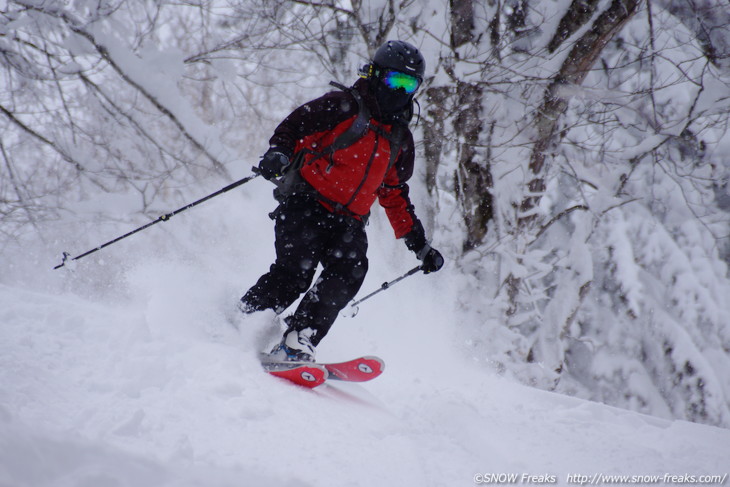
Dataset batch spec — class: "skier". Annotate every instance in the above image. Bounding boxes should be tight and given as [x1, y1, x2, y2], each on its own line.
[241, 40, 444, 362]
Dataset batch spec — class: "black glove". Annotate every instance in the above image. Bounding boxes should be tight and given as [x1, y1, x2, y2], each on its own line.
[403, 224, 444, 274]
[258, 150, 290, 180]
[416, 243, 444, 274]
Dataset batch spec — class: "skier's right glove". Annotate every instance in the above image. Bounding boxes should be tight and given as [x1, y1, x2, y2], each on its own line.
[258, 149, 290, 180]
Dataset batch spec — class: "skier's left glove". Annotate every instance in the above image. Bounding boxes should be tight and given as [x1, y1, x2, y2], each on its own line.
[416, 244, 444, 274]
[404, 224, 444, 274]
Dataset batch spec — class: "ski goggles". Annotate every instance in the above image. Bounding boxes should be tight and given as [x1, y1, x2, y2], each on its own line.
[382, 70, 421, 94]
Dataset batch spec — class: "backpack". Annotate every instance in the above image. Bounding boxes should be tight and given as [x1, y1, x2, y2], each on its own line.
[272, 81, 406, 217]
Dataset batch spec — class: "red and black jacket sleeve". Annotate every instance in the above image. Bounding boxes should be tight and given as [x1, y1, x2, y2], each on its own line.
[377, 131, 427, 245]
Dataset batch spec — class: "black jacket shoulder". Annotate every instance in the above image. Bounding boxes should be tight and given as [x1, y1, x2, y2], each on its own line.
[268, 87, 359, 158]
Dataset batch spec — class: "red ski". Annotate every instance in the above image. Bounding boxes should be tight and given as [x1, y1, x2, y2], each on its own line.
[322, 356, 385, 382]
[261, 356, 384, 387]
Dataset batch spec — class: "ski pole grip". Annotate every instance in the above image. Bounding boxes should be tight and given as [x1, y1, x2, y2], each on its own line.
[251, 165, 282, 187]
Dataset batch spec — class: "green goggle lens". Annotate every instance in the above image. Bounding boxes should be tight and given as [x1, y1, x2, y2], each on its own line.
[383, 71, 420, 94]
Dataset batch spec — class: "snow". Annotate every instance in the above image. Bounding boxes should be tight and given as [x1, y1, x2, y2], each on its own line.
[1, 190, 729, 486]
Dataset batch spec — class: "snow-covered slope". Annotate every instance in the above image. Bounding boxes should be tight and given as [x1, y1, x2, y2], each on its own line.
[2, 185, 729, 486]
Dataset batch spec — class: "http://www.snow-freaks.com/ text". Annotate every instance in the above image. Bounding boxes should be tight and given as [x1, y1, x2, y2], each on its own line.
[473, 472, 728, 485]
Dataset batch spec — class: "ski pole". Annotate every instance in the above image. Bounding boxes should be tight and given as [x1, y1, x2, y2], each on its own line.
[53, 171, 260, 270]
[345, 265, 422, 317]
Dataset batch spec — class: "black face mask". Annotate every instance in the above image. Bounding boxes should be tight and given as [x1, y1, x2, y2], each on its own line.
[372, 79, 413, 118]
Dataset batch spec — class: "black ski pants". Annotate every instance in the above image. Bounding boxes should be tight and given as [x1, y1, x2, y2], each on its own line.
[241, 195, 368, 346]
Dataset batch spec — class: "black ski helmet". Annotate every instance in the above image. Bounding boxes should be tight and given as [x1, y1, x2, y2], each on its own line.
[371, 40, 425, 80]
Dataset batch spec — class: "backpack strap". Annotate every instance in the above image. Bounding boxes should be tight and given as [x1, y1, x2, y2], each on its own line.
[331, 81, 407, 174]
[326, 81, 371, 155]
[371, 122, 406, 175]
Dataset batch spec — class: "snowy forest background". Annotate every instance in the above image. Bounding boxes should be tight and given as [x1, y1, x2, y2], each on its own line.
[2, 0, 729, 429]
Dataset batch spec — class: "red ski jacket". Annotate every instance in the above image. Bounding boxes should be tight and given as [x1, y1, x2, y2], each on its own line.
[268, 79, 422, 240]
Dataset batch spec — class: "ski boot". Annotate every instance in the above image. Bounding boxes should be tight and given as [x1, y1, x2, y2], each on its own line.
[268, 328, 316, 362]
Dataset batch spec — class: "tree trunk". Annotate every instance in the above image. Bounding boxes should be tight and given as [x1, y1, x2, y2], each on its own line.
[449, 0, 495, 251]
[454, 81, 493, 251]
[518, 0, 641, 228]
[422, 86, 451, 196]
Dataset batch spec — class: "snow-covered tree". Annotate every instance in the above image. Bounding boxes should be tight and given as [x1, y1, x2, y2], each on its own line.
[429, 0, 730, 426]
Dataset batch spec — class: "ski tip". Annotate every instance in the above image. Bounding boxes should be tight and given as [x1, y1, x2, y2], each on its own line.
[265, 364, 328, 388]
[323, 356, 385, 382]
[361, 356, 385, 372]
